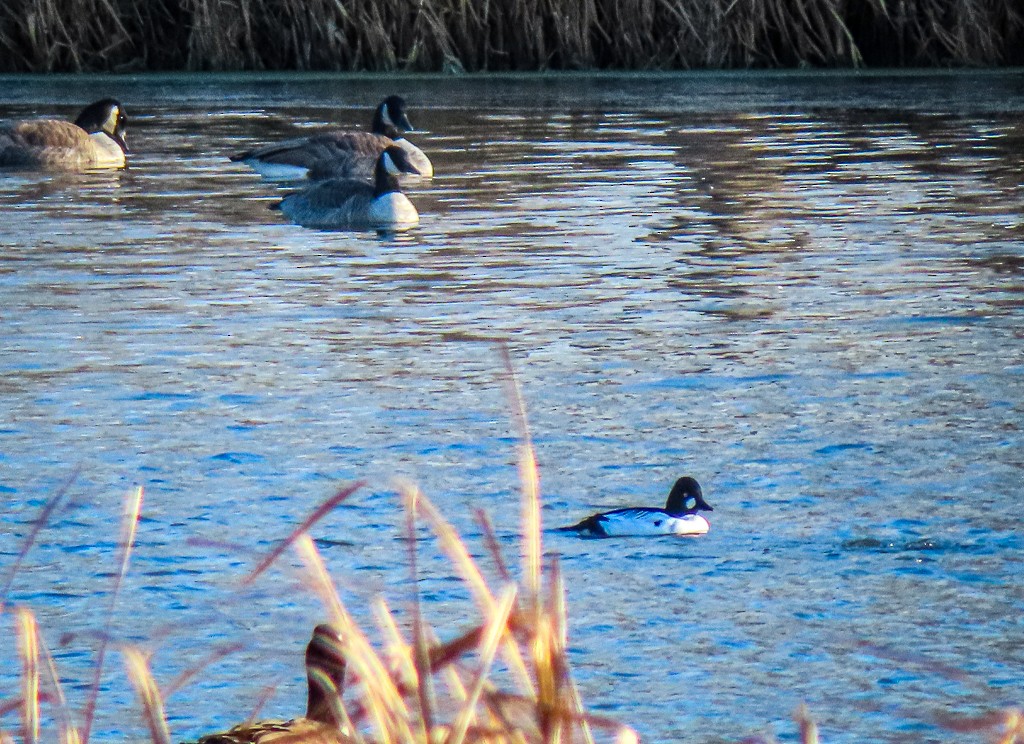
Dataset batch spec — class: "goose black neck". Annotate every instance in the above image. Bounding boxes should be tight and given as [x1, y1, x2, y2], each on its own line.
[304, 625, 346, 726]
[371, 106, 402, 139]
[305, 670, 343, 727]
[374, 157, 403, 197]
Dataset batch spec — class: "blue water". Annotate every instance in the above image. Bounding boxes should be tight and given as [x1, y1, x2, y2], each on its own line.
[1, 71, 1023, 744]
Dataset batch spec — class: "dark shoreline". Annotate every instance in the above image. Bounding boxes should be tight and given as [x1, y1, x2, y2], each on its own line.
[3, 70, 1024, 118]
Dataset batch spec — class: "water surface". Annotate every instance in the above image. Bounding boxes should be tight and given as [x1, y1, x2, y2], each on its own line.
[1, 71, 1023, 744]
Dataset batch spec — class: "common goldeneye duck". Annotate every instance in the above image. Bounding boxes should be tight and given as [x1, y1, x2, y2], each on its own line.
[194, 624, 350, 744]
[231, 95, 432, 181]
[0, 98, 128, 171]
[557, 476, 713, 537]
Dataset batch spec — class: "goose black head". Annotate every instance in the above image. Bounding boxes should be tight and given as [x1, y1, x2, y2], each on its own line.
[373, 96, 414, 138]
[380, 145, 420, 177]
[75, 98, 128, 153]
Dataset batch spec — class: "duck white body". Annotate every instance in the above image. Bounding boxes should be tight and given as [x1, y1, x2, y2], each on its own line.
[233, 96, 431, 181]
[274, 146, 420, 229]
[0, 99, 128, 171]
[578, 509, 711, 537]
[558, 476, 713, 538]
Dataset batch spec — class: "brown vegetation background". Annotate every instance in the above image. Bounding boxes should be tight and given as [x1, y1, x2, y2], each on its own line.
[0, 0, 1021, 72]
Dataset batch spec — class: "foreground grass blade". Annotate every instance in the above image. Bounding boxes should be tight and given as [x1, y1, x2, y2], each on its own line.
[243, 481, 364, 586]
[122, 647, 171, 744]
[162, 643, 245, 699]
[243, 684, 279, 727]
[935, 707, 1024, 743]
[293, 533, 407, 743]
[498, 344, 542, 604]
[1, 467, 80, 609]
[34, 620, 81, 744]
[15, 608, 39, 744]
[549, 560, 593, 744]
[481, 690, 638, 743]
[997, 709, 1024, 744]
[474, 508, 512, 584]
[447, 584, 518, 744]
[413, 485, 535, 696]
[399, 484, 435, 739]
[795, 705, 819, 744]
[82, 486, 144, 744]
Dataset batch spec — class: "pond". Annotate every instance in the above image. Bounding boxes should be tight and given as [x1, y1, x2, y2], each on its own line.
[1, 71, 1023, 743]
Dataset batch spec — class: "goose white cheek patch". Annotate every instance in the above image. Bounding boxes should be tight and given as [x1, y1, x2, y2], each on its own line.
[383, 152, 403, 176]
[104, 107, 120, 133]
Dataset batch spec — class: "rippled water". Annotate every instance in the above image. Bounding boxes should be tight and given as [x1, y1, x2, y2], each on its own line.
[1, 72, 1023, 744]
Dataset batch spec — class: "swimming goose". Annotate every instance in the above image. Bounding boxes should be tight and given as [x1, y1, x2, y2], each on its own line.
[273, 145, 421, 229]
[0, 99, 128, 170]
[231, 96, 432, 181]
[557, 477, 714, 537]
[195, 624, 351, 744]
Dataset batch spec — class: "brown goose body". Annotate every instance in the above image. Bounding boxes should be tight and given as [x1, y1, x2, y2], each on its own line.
[0, 99, 127, 171]
[196, 625, 351, 744]
[231, 96, 431, 181]
[235, 131, 394, 181]
[197, 718, 347, 744]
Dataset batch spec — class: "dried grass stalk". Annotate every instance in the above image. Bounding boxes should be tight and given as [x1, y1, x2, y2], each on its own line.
[0, 0, 1020, 71]
[447, 585, 518, 744]
[1, 469, 79, 611]
[294, 533, 413, 744]
[14, 608, 39, 744]
[795, 704, 818, 744]
[499, 346, 542, 605]
[122, 647, 172, 744]
[243, 481, 364, 587]
[402, 482, 536, 698]
[81, 486, 144, 744]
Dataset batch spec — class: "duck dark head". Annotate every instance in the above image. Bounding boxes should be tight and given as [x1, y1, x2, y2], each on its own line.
[665, 477, 713, 515]
[305, 624, 346, 725]
[75, 98, 128, 153]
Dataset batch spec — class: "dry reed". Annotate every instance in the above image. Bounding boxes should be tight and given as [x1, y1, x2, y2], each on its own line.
[2, 354, 1022, 744]
[0, 0, 1020, 71]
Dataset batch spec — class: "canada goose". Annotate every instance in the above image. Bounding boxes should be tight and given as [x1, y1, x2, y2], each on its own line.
[195, 624, 351, 744]
[231, 96, 432, 181]
[0, 99, 128, 171]
[556, 477, 714, 537]
[272, 145, 421, 229]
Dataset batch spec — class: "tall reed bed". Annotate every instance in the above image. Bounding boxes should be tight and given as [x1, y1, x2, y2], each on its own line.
[0, 0, 1020, 71]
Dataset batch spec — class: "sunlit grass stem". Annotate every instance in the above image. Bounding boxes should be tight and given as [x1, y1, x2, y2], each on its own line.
[81, 486, 144, 744]
[15, 609, 39, 744]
